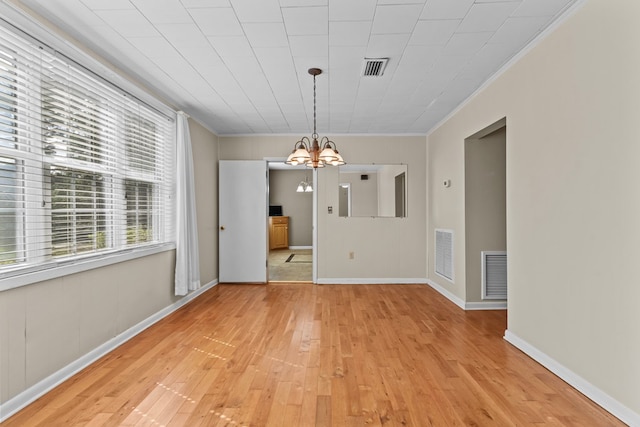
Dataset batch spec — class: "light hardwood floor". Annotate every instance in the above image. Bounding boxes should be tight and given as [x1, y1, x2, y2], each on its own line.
[4, 284, 623, 426]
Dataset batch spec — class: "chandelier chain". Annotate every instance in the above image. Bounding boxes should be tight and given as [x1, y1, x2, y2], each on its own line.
[313, 74, 317, 137]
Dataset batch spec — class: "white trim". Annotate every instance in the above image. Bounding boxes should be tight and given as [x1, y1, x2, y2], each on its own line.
[219, 132, 427, 138]
[426, 279, 465, 310]
[0, 243, 176, 292]
[288, 246, 312, 250]
[312, 168, 318, 284]
[316, 278, 428, 285]
[504, 330, 638, 426]
[0, 279, 218, 423]
[465, 301, 506, 310]
[426, 279, 506, 311]
[426, 0, 587, 139]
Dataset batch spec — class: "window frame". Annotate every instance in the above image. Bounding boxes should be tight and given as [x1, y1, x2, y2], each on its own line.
[0, 16, 176, 291]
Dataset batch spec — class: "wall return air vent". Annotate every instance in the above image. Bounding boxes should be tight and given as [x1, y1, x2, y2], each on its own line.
[362, 58, 389, 77]
[435, 229, 454, 282]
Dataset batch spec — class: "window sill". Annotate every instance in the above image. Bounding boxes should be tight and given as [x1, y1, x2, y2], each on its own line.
[0, 243, 176, 292]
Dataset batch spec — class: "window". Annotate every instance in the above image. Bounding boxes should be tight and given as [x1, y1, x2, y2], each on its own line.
[125, 179, 152, 245]
[0, 22, 175, 280]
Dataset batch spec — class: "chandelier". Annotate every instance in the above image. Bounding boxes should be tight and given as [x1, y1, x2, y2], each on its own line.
[285, 68, 345, 168]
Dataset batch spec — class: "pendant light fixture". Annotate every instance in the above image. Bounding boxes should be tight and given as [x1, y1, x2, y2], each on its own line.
[296, 177, 313, 193]
[286, 68, 345, 168]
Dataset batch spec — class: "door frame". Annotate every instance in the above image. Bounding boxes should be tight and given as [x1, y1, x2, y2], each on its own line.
[265, 158, 317, 283]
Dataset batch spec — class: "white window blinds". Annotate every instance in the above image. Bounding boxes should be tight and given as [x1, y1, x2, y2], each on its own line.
[0, 21, 175, 277]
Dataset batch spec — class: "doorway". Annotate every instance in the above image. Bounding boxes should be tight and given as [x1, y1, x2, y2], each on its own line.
[464, 118, 507, 306]
[267, 163, 314, 282]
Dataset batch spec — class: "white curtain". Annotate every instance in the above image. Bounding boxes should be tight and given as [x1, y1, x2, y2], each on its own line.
[174, 112, 201, 296]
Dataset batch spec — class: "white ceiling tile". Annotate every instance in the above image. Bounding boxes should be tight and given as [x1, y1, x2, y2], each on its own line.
[281, 0, 327, 5]
[81, 0, 134, 9]
[489, 16, 550, 50]
[457, 43, 515, 79]
[131, 0, 193, 23]
[329, 46, 367, 71]
[409, 19, 460, 46]
[432, 55, 471, 76]
[94, 10, 159, 37]
[155, 23, 210, 48]
[378, 0, 424, 4]
[199, 66, 248, 102]
[128, 36, 176, 59]
[224, 57, 276, 102]
[328, 0, 376, 21]
[289, 35, 329, 58]
[457, 2, 521, 33]
[371, 4, 423, 34]
[254, 48, 301, 104]
[181, 0, 230, 6]
[283, 6, 328, 35]
[254, 47, 296, 76]
[181, 47, 225, 69]
[243, 23, 288, 48]
[329, 21, 371, 46]
[230, 0, 282, 22]
[366, 33, 410, 57]
[442, 31, 493, 56]
[329, 72, 360, 102]
[189, 8, 243, 36]
[513, 0, 571, 17]
[396, 44, 441, 70]
[22, 0, 578, 135]
[420, 0, 473, 19]
[207, 36, 254, 57]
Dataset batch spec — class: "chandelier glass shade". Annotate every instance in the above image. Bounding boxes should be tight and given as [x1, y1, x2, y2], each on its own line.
[286, 68, 345, 169]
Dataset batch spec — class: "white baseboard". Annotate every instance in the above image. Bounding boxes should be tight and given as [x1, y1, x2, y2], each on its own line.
[0, 280, 218, 423]
[426, 279, 465, 309]
[288, 246, 312, 250]
[464, 300, 507, 310]
[426, 280, 507, 311]
[316, 278, 429, 285]
[504, 330, 639, 426]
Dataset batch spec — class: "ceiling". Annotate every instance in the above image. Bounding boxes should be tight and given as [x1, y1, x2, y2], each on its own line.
[18, 0, 577, 135]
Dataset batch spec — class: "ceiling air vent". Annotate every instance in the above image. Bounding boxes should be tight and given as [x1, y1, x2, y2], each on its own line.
[362, 58, 389, 77]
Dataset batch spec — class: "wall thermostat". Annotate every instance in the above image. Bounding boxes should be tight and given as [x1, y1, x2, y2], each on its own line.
[443, 179, 451, 188]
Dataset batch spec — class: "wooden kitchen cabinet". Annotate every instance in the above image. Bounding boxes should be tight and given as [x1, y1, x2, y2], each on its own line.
[269, 216, 289, 250]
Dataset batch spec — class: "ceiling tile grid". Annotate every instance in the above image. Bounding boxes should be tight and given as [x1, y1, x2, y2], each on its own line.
[16, 0, 578, 135]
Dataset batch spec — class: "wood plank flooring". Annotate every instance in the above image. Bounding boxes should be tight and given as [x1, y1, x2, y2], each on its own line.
[4, 284, 623, 426]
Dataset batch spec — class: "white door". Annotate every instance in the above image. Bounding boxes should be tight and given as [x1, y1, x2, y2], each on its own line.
[219, 160, 267, 283]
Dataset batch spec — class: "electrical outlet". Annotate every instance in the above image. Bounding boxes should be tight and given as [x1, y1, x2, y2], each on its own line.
[349, 251, 354, 259]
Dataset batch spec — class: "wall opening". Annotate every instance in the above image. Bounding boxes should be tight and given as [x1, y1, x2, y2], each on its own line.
[464, 118, 507, 305]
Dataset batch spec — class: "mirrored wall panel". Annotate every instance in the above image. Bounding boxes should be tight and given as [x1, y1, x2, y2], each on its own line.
[338, 164, 407, 218]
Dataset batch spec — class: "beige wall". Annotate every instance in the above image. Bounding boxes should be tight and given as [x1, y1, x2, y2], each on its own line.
[268, 169, 313, 247]
[190, 119, 219, 282]
[220, 135, 427, 281]
[0, 119, 219, 406]
[0, 251, 177, 404]
[464, 127, 506, 303]
[428, 0, 639, 416]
